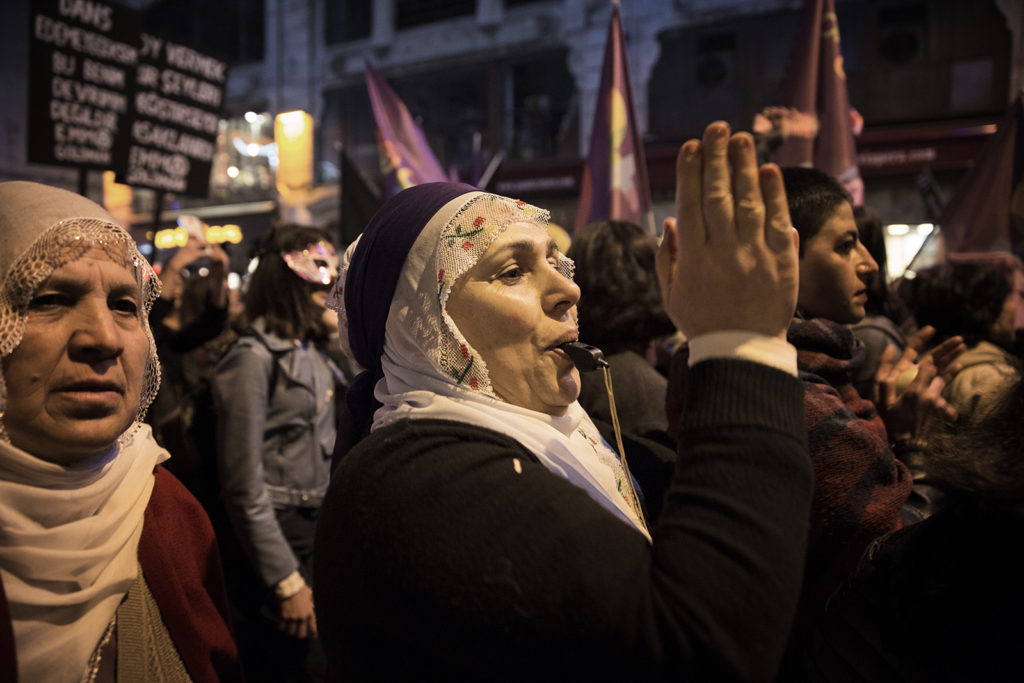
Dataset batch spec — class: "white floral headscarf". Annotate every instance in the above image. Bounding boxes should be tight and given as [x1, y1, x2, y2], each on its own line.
[332, 187, 649, 538]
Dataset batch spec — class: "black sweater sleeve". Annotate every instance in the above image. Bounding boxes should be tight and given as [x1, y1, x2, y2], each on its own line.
[314, 359, 811, 682]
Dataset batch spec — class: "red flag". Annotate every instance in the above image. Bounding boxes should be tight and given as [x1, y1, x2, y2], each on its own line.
[575, 2, 653, 234]
[773, 0, 862, 203]
[364, 61, 449, 197]
[939, 95, 1024, 257]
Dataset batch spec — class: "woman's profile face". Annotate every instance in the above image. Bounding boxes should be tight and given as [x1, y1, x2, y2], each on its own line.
[2, 249, 150, 464]
[798, 201, 879, 324]
[446, 222, 582, 416]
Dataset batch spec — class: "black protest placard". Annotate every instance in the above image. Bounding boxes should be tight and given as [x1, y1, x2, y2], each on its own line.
[27, 0, 140, 170]
[113, 33, 228, 197]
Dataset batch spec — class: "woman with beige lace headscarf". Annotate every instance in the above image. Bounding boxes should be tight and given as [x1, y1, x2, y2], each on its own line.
[0, 181, 241, 682]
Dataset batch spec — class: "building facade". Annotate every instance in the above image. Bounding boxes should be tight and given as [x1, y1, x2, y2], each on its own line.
[2, 0, 1021, 247]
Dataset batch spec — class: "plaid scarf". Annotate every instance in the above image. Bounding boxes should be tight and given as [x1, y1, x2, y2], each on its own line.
[788, 318, 913, 613]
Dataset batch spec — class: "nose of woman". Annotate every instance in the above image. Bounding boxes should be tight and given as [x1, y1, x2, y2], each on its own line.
[856, 246, 879, 281]
[68, 302, 126, 361]
[543, 259, 580, 316]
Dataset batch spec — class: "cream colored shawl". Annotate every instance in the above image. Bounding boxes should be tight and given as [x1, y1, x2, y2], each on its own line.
[0, 181, 165, 682]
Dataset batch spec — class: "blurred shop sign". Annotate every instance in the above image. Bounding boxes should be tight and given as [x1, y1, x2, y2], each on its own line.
[855, 121, 997, 175]
[153, 223, 243, 249]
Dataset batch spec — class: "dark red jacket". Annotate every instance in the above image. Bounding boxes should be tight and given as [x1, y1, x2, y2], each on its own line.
[0, 466, 242, 682]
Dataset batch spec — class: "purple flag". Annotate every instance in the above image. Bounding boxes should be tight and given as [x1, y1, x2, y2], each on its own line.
[939, 95, 1024, 258]
[575, 3, 653, 234]
[364, 61, 449, 197]
[773, 0, 862, 203]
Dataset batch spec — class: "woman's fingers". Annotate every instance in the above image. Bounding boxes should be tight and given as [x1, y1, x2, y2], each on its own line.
[729, 133, 763, 242]
[656, 216, 685, 330]
[906, 325, 935, 354]
[909, 356, 938, 389]
[655, 216, 677, 295]
[759, 164, 794, 251]
[896, 342, 921, 372]
[873, 344, 902, 407]
[279, 614, 315, 639]
[941, 361, 963, 387]
[938, 391, 958, 423]
[675, 139, 704, 252]
[911, 358, 958, 428]
[925, 335, 967, 375]
[701, 122, 734, 246]
[875, 344, 900, 381]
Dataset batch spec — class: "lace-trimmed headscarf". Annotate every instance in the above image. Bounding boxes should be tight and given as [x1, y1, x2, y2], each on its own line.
[330, 183, 649, 537]
[0, 181, 161, 440]
[0, 181, 169, 682]
[332, 182, 558, 456]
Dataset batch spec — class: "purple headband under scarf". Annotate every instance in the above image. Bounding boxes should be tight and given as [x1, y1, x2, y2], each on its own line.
[335, 182, 478, 462]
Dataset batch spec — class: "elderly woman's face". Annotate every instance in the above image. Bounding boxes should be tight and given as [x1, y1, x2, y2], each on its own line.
[447, 222, 582, 415]
[2, 249, 150, 463]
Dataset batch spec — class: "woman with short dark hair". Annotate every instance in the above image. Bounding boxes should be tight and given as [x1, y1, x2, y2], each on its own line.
[773, 166, 962, 678]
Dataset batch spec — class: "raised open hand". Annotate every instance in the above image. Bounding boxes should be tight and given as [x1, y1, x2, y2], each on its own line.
[656, 121, 799, 341]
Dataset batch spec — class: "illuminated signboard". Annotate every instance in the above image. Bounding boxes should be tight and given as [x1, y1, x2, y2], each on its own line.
[154, 223, 242, 249]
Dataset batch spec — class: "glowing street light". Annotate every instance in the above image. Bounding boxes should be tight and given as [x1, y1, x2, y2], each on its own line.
[274, 110, 313, 199]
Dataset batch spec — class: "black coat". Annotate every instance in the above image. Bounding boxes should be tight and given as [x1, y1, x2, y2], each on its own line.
[812, 498, 1024, 682]
[314, 360, 812, 681]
